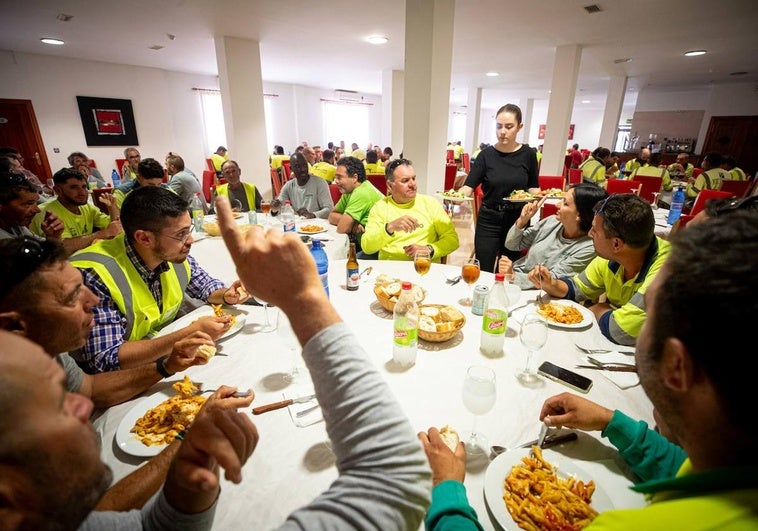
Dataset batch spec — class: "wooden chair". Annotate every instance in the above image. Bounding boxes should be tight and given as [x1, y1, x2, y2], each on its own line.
[444, 163, 457, 191]
[366, 173, 387, 196]
[606, 179, 642, 195]
[719, 179, 752, 198]
[538, 175, 565, 191]
[688, 189, 734, 217]
[568, 168, 582, 186]
[633, 175, 664, 204]
[328, 183, 341, 205]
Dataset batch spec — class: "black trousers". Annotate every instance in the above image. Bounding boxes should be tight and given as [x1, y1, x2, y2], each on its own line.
[474, 204, 523, 273]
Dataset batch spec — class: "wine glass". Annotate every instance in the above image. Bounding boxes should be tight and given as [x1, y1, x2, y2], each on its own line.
[252, 294, 277, 333]
[259, 200, 272, 226]
[277, 311, 302, 383]
[517, 314, 549, 385]
[413, 249, 431, 287]
[230, 198, 243, 213]
[461, 365, 496, 455]
[459, 257, 480, 306]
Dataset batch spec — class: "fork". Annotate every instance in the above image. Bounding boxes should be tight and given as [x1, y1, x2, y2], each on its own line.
[537, 263, 546, 305]
[197, 389, 253, 398]
[575, 344, 636, 355]
[446, 275, 462, 285]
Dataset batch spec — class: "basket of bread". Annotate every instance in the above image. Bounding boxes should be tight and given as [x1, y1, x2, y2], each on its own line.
[374, 275, 426, 312]
[418, 304, 466, 342]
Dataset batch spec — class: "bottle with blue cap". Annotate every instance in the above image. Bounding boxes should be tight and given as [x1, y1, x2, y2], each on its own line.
[310, 237, 329, 298]
[667, 185, 685, 225]
[111, 168, 120, 188]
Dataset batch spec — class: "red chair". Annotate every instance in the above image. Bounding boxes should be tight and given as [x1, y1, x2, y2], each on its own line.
[568, 168, 582, 186]
[202, 170, 217, 202]
[719, 179, 752, 198]
[633, 175, 664, 204]
[115, 158, 127, 176]
[87, 159, 98, 168]
[688, 189, 734, 217]
[206, 158, 215, 172]
[462, 152, 471, 173]
[270, 168, 284, 197]
[366, 173, 387, 196]
[606, 179, 642, 195]
[446, 149, 455, 164]
[563, 155, 573, 177]
[328, 183, 341, 205]
[540, 201, 559, 219]
[444, 163, 457, 191]
[538, 175, 565, 191]
[692, 167, 703, 178]
[281, 160, 291, 181]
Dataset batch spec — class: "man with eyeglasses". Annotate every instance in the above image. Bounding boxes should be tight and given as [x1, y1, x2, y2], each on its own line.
[528, 194, 670, 346]
[70, 186, 250, 373]
[212, 160, 262, 212]
[0, 171, 63, 241]
[121, 147, 141, 182]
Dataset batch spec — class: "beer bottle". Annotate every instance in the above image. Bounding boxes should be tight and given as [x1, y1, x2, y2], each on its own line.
[346, 242, 360, 291]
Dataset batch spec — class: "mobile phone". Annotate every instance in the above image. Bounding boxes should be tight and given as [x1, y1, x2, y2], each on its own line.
[538, 361, 593, 394]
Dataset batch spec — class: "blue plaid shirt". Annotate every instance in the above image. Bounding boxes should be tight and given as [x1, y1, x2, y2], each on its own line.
[74, 238, 225, 373]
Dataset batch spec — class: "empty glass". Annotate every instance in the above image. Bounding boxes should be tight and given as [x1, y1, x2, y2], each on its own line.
[517, 314, 549, 385]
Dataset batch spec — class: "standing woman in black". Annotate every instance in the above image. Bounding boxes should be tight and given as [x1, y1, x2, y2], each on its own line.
[458, 104, 540, 273]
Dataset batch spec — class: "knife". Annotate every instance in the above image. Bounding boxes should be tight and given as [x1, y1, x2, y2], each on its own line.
[575, 364, 637, 373]
[252, 393, 317, 415]
[536, 422, 549, 448]
[518, 431, 578, 449]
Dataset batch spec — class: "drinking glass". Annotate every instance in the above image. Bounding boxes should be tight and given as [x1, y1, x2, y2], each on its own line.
[252, 295, 277, 333]
[260, 201, 272, 226]
[277, 311, 301, 383]
[413, 249, 431, 287]
[517, 314, 549, 385]
[461, 365, 496, 455]
[503, 272, 522, 307]
[230, 198, 243, 212]
[459, 257, 480, 306]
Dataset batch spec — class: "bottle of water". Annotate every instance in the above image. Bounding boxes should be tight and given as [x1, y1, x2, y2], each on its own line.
[310, 238, 329, 298]
[667, 185, 685, 225]
[480, 273, 510, 356]
[191, 193, 205, 232]
[111, 168, 120, 188]
[281, 200, 296, 233]
[392, 281, 419, 367]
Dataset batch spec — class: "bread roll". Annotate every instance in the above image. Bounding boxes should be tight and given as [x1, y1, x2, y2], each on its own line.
[237, 286, 248, 298]
[383, 282, 402, 298]
[411, 285, 425, 303]
[440, 306, 465, 325]
[197, 344, 217, 361]
[420, 306, 441, 320]
[419, 316, 437, 332]
[440, 425, 460, 452]
[436, 321, 456, 333]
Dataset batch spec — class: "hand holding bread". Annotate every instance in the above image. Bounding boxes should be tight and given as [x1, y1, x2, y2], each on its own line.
[418, 426, 466, 486]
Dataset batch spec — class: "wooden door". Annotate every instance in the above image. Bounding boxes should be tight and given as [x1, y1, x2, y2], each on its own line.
[0, 99, 52, 181]
[700, 116, 758, 178]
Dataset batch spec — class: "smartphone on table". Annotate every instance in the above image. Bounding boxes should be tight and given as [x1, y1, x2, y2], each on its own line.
[538, 361, 593, 393]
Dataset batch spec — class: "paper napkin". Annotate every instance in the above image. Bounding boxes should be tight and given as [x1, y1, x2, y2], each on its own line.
[584, 352, 639, 390]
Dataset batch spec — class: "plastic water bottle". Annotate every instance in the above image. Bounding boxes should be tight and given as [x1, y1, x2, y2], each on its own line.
[310, 237, 329, 298]
[191, 193, 205, 232]
[392, 281, 419, 367]
[480, 273, 510, 356]
[667, 185, 685, 225]
[111, 169, 120, 188]
[281, 200, 296, 233]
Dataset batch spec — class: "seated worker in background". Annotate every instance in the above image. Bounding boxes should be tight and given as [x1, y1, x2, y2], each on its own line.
[0, 172, 63, 241]
[121, 147, 140, 182]
[212, 160, 262, 212]
[166, 154, 202, 204]
[328, 156, 384, 254]
[70, 186, 249, 373]
[579, 147, 611, 188]
[364, 148, 384, 174]
[68, 151, 107, 189]
[0, 330, 257, 529]
[30, 167, 122, 255]
[666, 152, 694, 180]
[529, 194, 670, 346]
[419, 211, 758, 530]
[685, 152, 728, 203]
[606, 151, 621, 179]
[113, 158, 168, 208]
[209, 145, 228, 175]
[568, 143, 583, 169]
[270, 145, 290, 169]
[270, 152, 333, 219]
[622, 147, 651, 175]
[631, 151, 673, 193]
[499, 183, 607, 289]
[720, 154, 747, 181]
[361, 158, 459, 262]
[311, 148, 337, 183]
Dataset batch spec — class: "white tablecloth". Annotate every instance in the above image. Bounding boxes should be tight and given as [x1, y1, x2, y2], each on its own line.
[93, 258, 654, 530]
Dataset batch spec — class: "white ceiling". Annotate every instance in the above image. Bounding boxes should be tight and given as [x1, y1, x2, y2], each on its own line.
[2, 0, 757, 111]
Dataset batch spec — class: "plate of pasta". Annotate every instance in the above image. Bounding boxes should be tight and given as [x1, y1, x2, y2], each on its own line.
[153, 305, 246, 340]
[484, 447, 614, 530]
[536, 300, 594, 329]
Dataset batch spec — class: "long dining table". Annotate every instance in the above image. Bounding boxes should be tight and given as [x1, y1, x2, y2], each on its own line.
[92, 239, 655, 529]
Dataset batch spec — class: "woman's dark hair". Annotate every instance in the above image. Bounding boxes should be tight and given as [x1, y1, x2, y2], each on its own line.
[496, 103, 523, 124]
[571, 183, 608, 233]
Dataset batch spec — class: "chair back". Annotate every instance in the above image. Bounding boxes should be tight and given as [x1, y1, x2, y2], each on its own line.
[462, 152, 471, 173]
[689, 189, 734, 216]
[540, 201, 559, 219]
[270, 168, 284, 197]
[538, 175, 566, 191]
[206, 158, 215, 172]
[202, 170, 217, 202]
[472, 184, 483, 227]
[366, 173, 387, 196]
[606, 179, 642, 195]
[87, 159, 97, 168]
[692, 167, 703, 178]
[568, 168, 582, 186]
[115, 158, 127, 176]
[281, 160, 291, 181]
[444, 164, 457, 190]
[446, 149, 455, 164]
[719, 179, 752, 198]
[563, 155, 573, 177]
[329, 183, 341, 205]
[91, 187, 112, 215]
[633, 175, 664, 203]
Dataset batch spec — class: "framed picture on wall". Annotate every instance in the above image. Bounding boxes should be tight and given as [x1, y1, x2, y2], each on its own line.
[76, 96, 139, 146]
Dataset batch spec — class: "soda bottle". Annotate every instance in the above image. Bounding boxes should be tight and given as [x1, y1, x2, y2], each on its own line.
[346, 242, 360, 291]
[392, 281, 419, 367]
[667, 185, 685, 225]
[480, 273, 510, 356]
[191, 193, 205, 232]
[310, 237, 329, 298]
[281, 200, 296, 233]
[111, 168, 120, 188]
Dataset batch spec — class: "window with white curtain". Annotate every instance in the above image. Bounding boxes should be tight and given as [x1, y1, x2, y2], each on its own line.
[199, 90, 227, 153]
[323, 101, 369, 149]
[450, 112, 466, 144]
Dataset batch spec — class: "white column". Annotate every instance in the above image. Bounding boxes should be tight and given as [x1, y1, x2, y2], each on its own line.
[382, 69, 404, 155]
[465, 87, 482, 156]
[403, 0, 455, 194]
[215, 36, 270, 196]
[523, 98, 535, 146]
[599, 75, 628, 150]
[541, 44, 582, 176]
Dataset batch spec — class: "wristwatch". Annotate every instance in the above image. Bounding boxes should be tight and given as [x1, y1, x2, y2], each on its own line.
[427, 245, 434, 257]
[156, 355, 173, 378]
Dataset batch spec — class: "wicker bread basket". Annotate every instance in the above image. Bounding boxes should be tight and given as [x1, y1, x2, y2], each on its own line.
[373, 283, 426, 313]
[417, 304, 466, 342]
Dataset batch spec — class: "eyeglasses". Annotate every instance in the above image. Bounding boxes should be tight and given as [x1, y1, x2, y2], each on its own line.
[593, 193, 616, 216]
[161, 225, 194, 244]
[0, 173, 29, 186]
[0, 237, 54, 300]
[592, 193, 620, 239]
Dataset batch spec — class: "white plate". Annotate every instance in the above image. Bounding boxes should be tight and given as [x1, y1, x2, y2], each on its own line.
[436, 193, 473, 202]
[297, 225, 327, 235]
[115, 389, 176, 457]
[484, 448, 614, 530]
[537, 300, 594, 330]
[153, 306, 246, 340]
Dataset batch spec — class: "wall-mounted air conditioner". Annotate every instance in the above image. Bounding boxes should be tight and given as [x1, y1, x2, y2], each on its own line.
[334, 89, 362, 103]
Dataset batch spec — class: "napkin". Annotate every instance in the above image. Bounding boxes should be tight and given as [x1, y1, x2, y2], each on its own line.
[584, 352, 639, 390]
[284, 388, 323, 428]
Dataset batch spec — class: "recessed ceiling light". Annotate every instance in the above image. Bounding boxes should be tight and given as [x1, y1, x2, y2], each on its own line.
[613, 58, 632, 64]
[581, 100, 591, 104]
[485, 72, 499, 77]
[684, 50, 707, 57]
[366, 35, 388, 45]
[40, 38, 64, 46]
